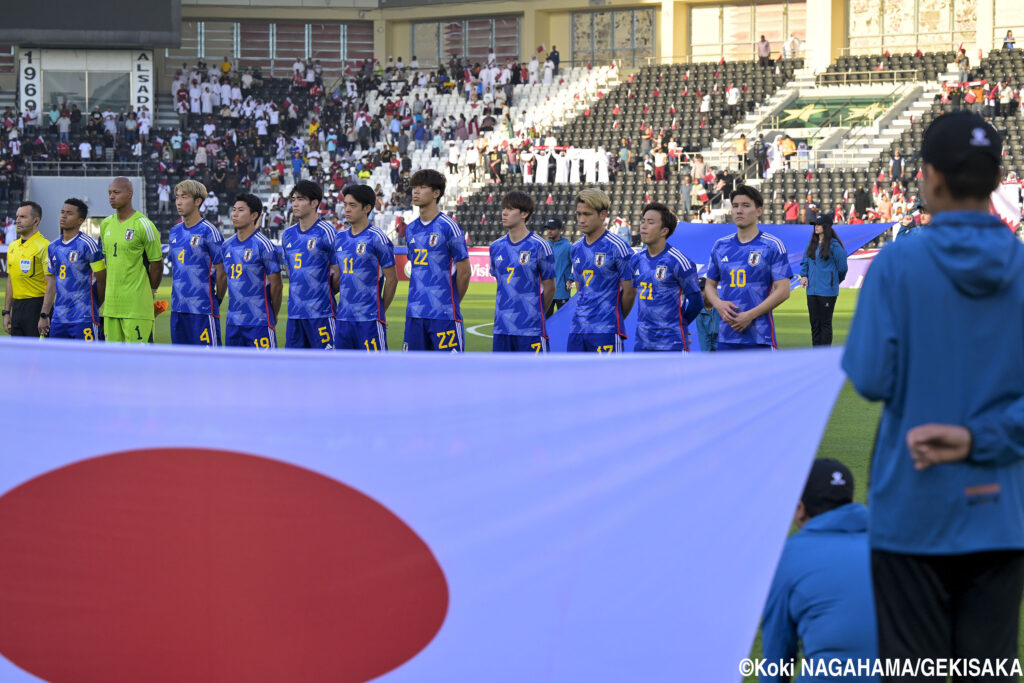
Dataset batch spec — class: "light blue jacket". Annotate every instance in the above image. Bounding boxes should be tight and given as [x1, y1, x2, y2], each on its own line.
[799, 238, 848, 297]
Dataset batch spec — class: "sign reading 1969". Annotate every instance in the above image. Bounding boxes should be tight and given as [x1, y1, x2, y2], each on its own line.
[19, 50, 41, 116]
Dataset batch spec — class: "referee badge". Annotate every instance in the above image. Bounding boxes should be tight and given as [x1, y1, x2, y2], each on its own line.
[747, 250, 762, 266]
[68, 251, 79, 263]
[429, 233, 440, 247]
[306, 238, 317, 251]
[124, 229, 135, 241]
[518, 251, 530, 265]
[655, 265, 668, 281]
[356, 242, 367, 255]
[190, 235, 201, 247]
[243, 248, 253, 262]
[594, 252, 606, 267]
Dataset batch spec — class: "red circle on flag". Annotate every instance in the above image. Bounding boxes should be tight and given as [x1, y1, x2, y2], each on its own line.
[0, 448, 449, 682]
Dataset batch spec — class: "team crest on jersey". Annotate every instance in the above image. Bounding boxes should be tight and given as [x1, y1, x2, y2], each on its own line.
[747, 250, 762, 266]
[356, 242, 367, 255]
[429, 233, 440, 247]
[124, 229, 135, 241]
[655, 265, 668, 281]
[68, 250, 79, 263]
[594, 252, 606, 267]
[243, 248, 253, 262]
[190, 235, 201, 247]
[306, 238, 317, 251]
[518, 251, 530, 265]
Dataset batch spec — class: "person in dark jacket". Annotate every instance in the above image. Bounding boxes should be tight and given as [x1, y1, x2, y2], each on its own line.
[843, 112, 1024, 680]
[799, 217, 848, 346]
[760, 459, 879, 683]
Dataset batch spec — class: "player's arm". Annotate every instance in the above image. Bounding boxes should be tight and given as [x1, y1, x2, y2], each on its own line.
[148, 260, 163, 291]
[214, 262, 227, 302]
[39, 274, 56, 336]
[619, 279, 636, 318]
[541, 277, 555, 313]
[380, 264, 398, 312]
[730, 278, 790, 332]
[3, 271, 12, 334]
[94, 267, 107, 307]
[454, 258, 470, 302]
[268, 271, 283, 321]
[329, 263, 340, 294]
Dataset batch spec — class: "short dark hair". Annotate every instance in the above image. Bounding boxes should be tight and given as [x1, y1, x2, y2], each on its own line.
[290, 180, 324, 207]
[941, 155, 1001, 201]
[641, 202, 678, 237]
[18, 201, 42, 221]
[730, 185, 764, 208]
[501, 191, 535, 220]
[235, 192, 263, 221]
[342, 183, 377, 211]
[409, 168, 446, 197]
[63, 197, 88, 220]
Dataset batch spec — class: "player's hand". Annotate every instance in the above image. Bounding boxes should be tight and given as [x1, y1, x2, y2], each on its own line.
[38, 318, 50, 336]
[714, 299, 740, 322]
[153, 300, 169, 316]
[907, 424, 972, 471]
[800, 276, 809, 288]
[2, 314, 10, 335]
[728, 309, 756, 332]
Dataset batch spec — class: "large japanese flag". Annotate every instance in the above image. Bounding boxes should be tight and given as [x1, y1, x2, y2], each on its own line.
[0, 340, 846, 682]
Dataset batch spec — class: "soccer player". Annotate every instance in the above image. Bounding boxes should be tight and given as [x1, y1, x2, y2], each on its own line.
[403, 169, 470, 352]
[333, 184, 397, 351]
[39, 198, 105, 341]
[567, 188, 635, 353]
[100, 177, 162, 343]
[168, 180, 226, 346]
[222, 193, 282, 348]
[489, 191, 554, 352]
[281, 180, 337, 349]
[703, 186, 792, 350]
[630, 202, 701, 352]
[3, 202, 49, 337]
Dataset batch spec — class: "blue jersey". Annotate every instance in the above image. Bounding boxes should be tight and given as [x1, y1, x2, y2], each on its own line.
[489, 231, 555, 336]
[169, 218, 224, 315]
[334, 225, 395, 322]
[46, 232, 104, 325]
[706, 230, 793, 346]
[570, 230, 633, 335]
[406, 211, 469, 321]
[222, 230, 282, 326]
[281, 219, 337, 319]
[630, 246, 701, 350]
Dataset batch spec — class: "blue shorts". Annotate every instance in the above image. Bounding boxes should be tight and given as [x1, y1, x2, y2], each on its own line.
[50, 321, 102, 342]
[170, 311, 222, 346]
[285, 317, 336, 349]
[567, 332, 623, 353]
[336, 320, 388, 351]
[225, 324, 277, 348]
[404, 318, 464, 352]
[717, 342, 774, 351]
[493, 334, 548, 353]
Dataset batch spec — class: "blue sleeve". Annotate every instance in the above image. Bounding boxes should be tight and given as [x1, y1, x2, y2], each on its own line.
[770, 242, 794, 281]
[683, 291, 703, 326]
[833, 239, 848, 283]
[759, 549, 798, 683]
[207, 229, 223, 266]
[799, 255, 809, 278]
[842, 248, 897, 402]
[629, 253, 640, 288]
[449, 223, 469, 262]
[377, 234, 396, 268]
[488, 244, 497, 278]
[89, 240, 104, 264]
[264, 243, 282, 275]
[968, 395, 1024, 466]
[539, 245, 554, 280]
[706, 245, 721, 282]
[617, 249, 633, 283]
[569, 244, 579, 282]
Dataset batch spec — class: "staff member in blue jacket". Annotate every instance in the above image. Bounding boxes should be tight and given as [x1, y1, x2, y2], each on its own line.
[761, 459, 879, 683]
[843, 112, 1024, 678]
[799, 216, 847, 346]
[545, 218, 572, 316]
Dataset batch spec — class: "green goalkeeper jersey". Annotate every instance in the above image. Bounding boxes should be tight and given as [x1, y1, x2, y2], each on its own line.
[100, 211, 163, 320]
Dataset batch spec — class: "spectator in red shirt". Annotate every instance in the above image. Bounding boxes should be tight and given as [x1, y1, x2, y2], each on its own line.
[783, 195, 800, 223]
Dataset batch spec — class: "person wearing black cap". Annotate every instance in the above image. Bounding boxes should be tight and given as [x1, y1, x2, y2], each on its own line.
[843, 111, 1024, 678]
[544, 217, 572, 316]
[760, 459, 879, 683]
[799, 216, 847, 346]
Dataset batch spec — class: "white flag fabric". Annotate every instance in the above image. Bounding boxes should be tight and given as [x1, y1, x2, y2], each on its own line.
[0, 340, 846, 682]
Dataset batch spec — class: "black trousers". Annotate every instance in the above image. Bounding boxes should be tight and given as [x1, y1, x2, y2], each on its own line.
[545, 298, 569, 318]
[10, 297, 44, 337]
[806, 294, 837, 346]
[873, 550, 1024, 682]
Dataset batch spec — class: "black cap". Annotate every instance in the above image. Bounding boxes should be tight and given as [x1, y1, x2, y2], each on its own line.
[814, 215, 834, 228]
[545, 218, 563, 230]
[800, 459, 854, 517]
[921, 111, 1002, 174]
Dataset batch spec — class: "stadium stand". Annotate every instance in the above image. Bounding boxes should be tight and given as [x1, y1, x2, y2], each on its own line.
[818, 51, 955, 85]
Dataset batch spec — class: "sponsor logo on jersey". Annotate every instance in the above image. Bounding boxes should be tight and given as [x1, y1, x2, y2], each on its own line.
[748, 250, 762, 266]
[655, 265, 668, 281]
[68, 251, 79, 263]
[190, 235, 201, 247]
[356, 242, 367, 255]
[518, 251, 530, 265]
[307, 238, 317, 251]
[594, 252, 606, 267]
[243, 248, 253, 262]
[496, 255, 504, 263]
[722, 256, 729, 262]
[428, 233, 440, 247]
[124, 229, 135, 241]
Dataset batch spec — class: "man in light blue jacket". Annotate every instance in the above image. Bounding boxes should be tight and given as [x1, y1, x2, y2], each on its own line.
[843, 111, 1024, 679]
[799, 217, 848, 346]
